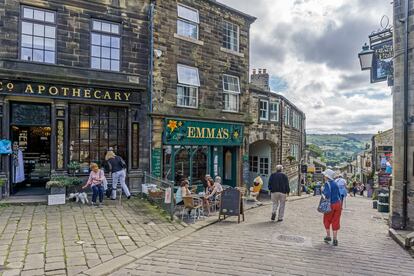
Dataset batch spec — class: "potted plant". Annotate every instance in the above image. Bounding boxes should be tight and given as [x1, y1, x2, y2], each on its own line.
[46, 176, 83, 195]
[67, 161, 80, 176]
[286, 156, 295, 164]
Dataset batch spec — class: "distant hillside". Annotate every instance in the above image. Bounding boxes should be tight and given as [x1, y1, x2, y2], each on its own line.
[307, 134, 372, 166]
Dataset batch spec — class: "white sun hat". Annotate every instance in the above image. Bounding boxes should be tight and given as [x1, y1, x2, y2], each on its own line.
[322, 169, 336, 181]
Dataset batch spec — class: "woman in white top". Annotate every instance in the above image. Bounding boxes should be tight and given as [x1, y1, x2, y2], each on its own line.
[207, 176, 223, 199]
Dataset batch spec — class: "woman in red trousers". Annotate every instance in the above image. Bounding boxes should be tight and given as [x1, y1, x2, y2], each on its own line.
[321, 169, 342, 246]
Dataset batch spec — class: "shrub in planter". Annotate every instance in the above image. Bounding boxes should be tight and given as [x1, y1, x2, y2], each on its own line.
[46, 176, 83, 195]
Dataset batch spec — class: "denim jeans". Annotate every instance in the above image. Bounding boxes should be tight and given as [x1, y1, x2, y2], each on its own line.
[111, 170, 130, 199]
[92, 185, 104, 203]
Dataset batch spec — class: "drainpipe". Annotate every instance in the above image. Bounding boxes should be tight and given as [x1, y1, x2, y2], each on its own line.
[402, 0, 410, 229]
[148, 1, 155, 175]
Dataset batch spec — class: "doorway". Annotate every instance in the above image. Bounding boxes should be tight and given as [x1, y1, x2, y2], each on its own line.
[10, 102, 51, 195]
[223, 147, 237, 187]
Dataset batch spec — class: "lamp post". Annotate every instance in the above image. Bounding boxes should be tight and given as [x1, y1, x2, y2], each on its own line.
[358, 43, 374, 71]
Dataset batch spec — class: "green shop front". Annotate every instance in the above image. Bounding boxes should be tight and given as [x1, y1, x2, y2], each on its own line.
[158, 119, 244, 187]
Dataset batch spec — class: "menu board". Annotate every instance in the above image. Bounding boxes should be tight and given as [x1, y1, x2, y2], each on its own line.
[151, 148, 162, 178]
[219, 188, 244, 223]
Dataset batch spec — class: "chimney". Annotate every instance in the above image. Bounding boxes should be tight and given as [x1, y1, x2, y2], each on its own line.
[251, 68, 270, 91]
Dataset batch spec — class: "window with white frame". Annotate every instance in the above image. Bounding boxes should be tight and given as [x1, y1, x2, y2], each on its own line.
[270, 101, 280, 122]
[91, 19, 121, 71]
[20, 6, 56, 63]
[177, 4, 199, 40]
[222, 21, 239, 52]
[290, 144, 299, 161]
[292, 112, 301, 129]
[259, 100, 269, 120]
[177, 64, 200, 108]
[223, 75, 240, 112]
[284, 105, 291, 126]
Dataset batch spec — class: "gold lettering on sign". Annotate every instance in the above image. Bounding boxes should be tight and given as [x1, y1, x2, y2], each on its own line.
[223, 129, 229, 139]
[49, 86, 59, 95]
[62, 87, 69, 96]
[206, 128, 215, 138]
[94, 90, 102, 99]
[114, 92, 121, 101]
[196, 127, 203, 138]
[84, 89, 91, 98]
[188, 127, 196, 138]
[103, 91, 111, 100]
[6, 83, 13, 91]
[72, 88, 81, 97]
[37, 85, 45, 94]
[25, 84, 34, 93]
[124, 92, 131, 101]
[216, 128, 223, 139]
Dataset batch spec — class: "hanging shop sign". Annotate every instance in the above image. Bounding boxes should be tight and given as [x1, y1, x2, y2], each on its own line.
[0, 80, 140, 103]
[369, 28, 393, 84]
[163, 119, 243, 146]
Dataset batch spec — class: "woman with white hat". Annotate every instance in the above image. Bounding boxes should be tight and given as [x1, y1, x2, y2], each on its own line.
[321, 169, 342, 246]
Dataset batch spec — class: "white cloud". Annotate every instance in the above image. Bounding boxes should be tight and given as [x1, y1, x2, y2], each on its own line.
[219, 0, 393, 134]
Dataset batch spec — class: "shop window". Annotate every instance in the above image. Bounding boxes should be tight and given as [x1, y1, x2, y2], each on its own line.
[131, 123, 139, 169]
[11, 103, 51, 126]
[177, 64, 200, 108]
[175, 148, 190, 184]
[222, 21, 239, 52]
[270, 101, 279, 122]
[177, 4, 199, 39]
[69, 105, 127, 172]
[20, 6, 56, 63]
[259, 100, 269, 120]
[259, 157, 269, 175]
[91, 19, 121, 72]
[249, 156, 258, 173]
[225, 150, 232, 180]
[192, 148, 207, 184]
[223, 75, 240, 112]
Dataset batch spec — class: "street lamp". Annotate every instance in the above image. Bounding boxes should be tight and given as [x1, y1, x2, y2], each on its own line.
[358, 43, 374, 71]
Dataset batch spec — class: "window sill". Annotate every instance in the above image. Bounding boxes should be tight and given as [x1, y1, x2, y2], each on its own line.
[174, 33, 204, 46]
[222, 110, 242, 114]
[220, 47, 245, 58]
[175, 105, 198, 109]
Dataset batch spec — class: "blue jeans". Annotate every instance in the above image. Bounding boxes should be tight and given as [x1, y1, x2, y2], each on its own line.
[92, 185, 104, 203]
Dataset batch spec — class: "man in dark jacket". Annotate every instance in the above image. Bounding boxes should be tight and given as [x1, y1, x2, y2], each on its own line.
[268, 165, 290, 221]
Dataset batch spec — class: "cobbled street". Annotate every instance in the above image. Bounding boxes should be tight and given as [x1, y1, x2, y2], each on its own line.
[114, 196, 414, 276]
[0, 199, 185, 276]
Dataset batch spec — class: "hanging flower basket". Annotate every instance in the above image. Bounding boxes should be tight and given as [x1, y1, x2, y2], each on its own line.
[286, 156, 295, 164]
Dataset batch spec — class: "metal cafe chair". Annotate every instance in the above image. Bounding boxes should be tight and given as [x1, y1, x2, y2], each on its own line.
[182, 196, 203, 223]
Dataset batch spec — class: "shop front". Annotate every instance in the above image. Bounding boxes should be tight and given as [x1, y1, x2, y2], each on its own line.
[159, 118, 244, 187]
[0, 79, 144, 197]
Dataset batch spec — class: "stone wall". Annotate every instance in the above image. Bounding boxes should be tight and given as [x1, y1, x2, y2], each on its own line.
[152, 0, 254, 124]
[248, 86, 306, 193]
[391, 0, 414, 228]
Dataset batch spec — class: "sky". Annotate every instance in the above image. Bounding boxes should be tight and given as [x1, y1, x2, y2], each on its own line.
[218, 0, 393, 134]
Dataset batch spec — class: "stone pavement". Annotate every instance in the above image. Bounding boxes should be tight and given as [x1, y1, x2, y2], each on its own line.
[114, 196, 414, 276]
[0, 197, 186, 276]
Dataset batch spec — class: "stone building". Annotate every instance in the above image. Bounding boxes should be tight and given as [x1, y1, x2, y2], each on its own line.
[391, 0, 414, 229]
[149, 0, 256, 187]
[248, 69, 306, 193]
[371, 129, 393, 172]
[0, 0, 150, 197]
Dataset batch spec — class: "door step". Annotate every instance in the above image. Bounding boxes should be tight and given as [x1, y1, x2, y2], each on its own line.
[0, 195, 47, 205]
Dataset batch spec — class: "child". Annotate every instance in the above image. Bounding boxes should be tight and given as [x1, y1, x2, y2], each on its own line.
[82, 163, 106, 206]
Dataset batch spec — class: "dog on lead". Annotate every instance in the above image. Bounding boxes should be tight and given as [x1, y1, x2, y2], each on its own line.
[68, 192, 89, 204]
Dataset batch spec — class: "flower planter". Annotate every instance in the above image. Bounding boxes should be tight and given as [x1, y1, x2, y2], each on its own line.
[50, 186, 66, 195]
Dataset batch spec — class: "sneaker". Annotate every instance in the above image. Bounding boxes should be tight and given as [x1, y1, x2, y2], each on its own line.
[333, 239, 338, 246]
[271, 213, 276, 221]
[127, 195, 131, 199]
[277, 218, 283, 222]
[324, 236, 332, 243]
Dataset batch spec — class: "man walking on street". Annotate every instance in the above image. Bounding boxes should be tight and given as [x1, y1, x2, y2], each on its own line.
[269, 165, 290, 222]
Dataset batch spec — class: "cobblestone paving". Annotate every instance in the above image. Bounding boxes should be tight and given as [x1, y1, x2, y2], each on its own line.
[114, 196, 414, 276]
[0, 198, 185, 276]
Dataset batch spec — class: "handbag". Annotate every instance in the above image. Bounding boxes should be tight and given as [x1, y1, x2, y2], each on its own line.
[317, 182, 332, 214]
[0, 139, 12, 154]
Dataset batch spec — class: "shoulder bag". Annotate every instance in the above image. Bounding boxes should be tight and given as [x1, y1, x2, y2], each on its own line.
[317, 182, 332, 214]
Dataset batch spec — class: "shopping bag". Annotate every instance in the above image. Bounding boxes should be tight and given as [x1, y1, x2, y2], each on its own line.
[0, 140, 12, 154]
[317, 196, 332, 214]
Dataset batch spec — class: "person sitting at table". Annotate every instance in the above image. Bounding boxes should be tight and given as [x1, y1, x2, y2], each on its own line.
[176, 179, 191, 206]
[203, 177, 215, 216]
[205, 176, 224, 210]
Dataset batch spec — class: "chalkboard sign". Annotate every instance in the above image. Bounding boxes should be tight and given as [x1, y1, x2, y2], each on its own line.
[151, 148, 162, 178]
[219, 188, 245, 223]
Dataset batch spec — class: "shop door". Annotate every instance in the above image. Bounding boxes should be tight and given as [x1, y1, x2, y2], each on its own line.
[10, 103, 51, 195]
[223, 147, 237, 187]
